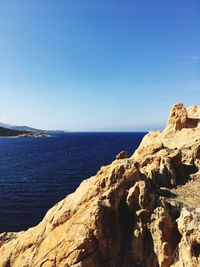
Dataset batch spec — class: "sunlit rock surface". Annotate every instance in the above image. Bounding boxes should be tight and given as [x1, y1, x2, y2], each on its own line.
[0, 103, 200, 267]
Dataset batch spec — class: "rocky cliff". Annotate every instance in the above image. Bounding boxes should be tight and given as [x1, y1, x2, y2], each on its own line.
[0, 103, 200, 267]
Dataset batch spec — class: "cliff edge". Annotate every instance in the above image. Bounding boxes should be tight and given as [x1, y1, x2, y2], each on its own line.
[0, 103, 200, 267]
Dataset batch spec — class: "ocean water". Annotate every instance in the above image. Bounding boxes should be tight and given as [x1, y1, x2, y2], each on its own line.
[0, 132, 146, 232]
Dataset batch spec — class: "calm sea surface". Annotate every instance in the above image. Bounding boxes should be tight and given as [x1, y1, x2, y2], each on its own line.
[0, 132, 146, 232]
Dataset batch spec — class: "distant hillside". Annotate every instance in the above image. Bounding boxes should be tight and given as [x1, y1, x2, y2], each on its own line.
[0, 127, 28, 137]
[0, 123, 65, 134]
[10, 125, 47, 133]
[0, 122, 13, 128]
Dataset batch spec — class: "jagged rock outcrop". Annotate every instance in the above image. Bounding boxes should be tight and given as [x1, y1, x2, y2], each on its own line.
[0, 103, 200, 267]
[116, 151, 129, 160]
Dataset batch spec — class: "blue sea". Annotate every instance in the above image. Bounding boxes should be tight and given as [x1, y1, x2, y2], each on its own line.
[0, 132, 146, 232]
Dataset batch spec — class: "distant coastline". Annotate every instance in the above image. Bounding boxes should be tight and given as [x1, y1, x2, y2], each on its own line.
[0, 122, 65, 134]
[0, 126, 48, 138]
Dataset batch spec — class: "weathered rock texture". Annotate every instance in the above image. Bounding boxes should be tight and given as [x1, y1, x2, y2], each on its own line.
[0, 103, 200, 267]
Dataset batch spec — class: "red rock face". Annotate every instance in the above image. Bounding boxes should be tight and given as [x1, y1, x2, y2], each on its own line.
[0, 103, 200, 267]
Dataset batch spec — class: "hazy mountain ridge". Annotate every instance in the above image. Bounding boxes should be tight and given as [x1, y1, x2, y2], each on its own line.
[0, 126, 48, 138]
[0, 126, 29, 137]
[0, 122, 65, 134]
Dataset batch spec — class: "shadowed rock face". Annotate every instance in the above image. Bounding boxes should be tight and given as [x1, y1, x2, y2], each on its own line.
[0, 103, 200, 267]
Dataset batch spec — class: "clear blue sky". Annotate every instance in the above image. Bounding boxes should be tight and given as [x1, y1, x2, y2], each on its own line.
[0, 0, 199, 131]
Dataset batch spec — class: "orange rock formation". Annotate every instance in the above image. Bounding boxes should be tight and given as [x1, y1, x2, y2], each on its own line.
[0, 103, 200, 267]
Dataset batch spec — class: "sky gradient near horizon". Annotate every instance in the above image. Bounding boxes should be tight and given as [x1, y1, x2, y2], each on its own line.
[0, 0, 200, 131]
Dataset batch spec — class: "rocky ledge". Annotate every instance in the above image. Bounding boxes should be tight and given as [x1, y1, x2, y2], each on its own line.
[0, 103, 200, 267]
